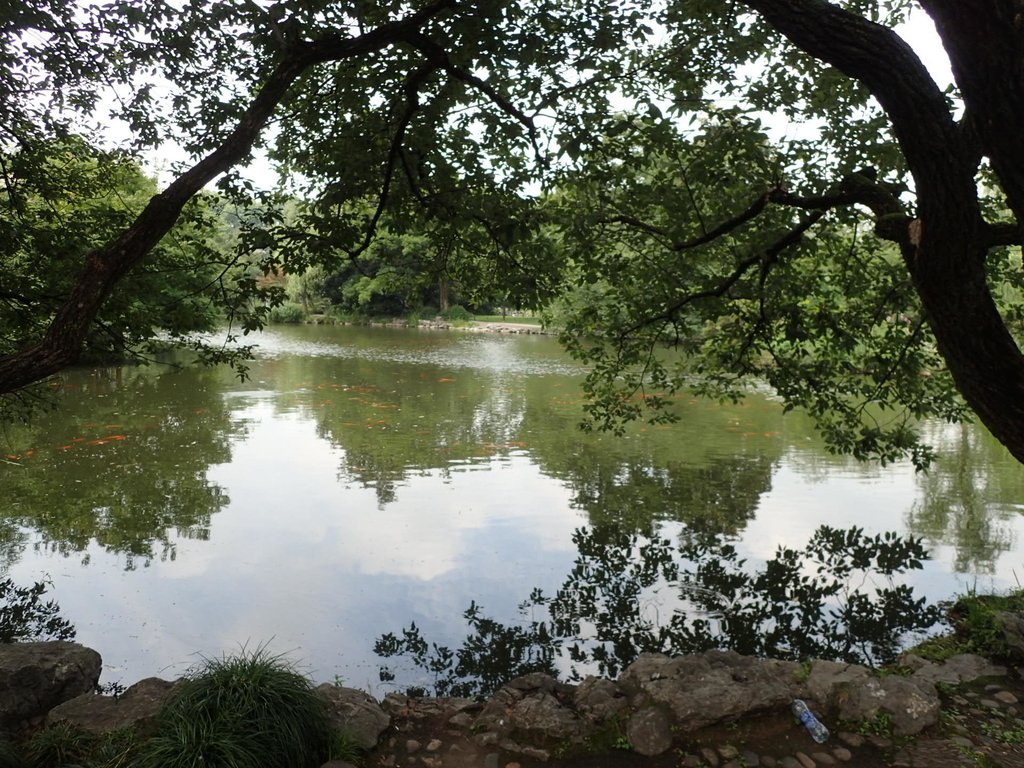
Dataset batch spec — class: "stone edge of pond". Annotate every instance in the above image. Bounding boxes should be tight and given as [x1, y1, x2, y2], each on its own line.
[3, 642, 1021, 768]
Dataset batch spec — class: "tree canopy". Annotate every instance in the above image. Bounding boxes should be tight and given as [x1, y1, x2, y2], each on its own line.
[2, 0, 1024, 467]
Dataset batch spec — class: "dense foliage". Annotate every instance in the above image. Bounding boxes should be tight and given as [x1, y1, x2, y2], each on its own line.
[2, 1, 1024, 467]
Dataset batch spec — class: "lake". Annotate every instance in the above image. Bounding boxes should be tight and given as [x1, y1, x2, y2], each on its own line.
[2, 324, 1024, 691]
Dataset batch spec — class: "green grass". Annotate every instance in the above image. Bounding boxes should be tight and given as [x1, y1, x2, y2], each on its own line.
[134, 647, 332, 768]
[0, 739, 22, 768]
[3, 648, 356, 768]
[910, 589, 1024, 662]
[471, 314, 543, 324]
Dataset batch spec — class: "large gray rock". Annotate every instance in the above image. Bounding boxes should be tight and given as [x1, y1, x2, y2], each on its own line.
[474, 673, 593, 750]
[626, 706, 673, 756]
[575, 676, 628, 722]
[619, 651, 801, 732]
[827, 675, 939, 736]
[315, 684, 390, 749]
[903, 653, 1006, 686]
[0, 641, 101, 731]
[46, 677, 178, 734]
[801, 658, 940, 736]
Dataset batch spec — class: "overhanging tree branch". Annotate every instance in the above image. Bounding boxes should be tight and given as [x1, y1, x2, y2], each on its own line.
[621, 211, 825, 337]
[0, 0, 455, 394]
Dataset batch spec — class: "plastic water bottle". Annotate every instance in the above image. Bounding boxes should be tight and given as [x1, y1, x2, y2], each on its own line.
[791, 698, 829, 743]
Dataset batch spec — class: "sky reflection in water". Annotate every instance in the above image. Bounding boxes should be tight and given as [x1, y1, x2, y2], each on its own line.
[1, 324, 1023, 689]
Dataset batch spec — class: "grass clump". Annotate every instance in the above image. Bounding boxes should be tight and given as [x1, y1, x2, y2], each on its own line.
[135, 647, 332, 768]
[911, 589, 1024, 663]
[26, 722, 99, 767]
[0, 738, 22, 768]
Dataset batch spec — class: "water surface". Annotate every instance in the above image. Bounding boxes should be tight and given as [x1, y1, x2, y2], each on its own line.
[2, 325, 1023, 688]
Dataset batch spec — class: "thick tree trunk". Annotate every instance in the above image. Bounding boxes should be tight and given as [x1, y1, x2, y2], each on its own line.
[439, 276, 450, 313]
[741, 0, 1024, 464]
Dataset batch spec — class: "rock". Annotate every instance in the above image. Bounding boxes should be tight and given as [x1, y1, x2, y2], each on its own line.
[315, 685, 389, 749]
[574, 676, 628, 721]
[831, 747, 851, 762]
[625, 706, 673, 756]
[701, 746, 720, 766]
[803, 660, 870, 706]
[837, 732, 863, 748]
[46, 677, 177, 734]
[995, 690, 1019, 704]
[811, 752, 835, 765]
[619, 652, 799, 732]
[741, 749, 761, 766]
[425, 739, 442, 753]
[475, 675, 589, 747]
[909, 653, 1006, 686]
[0, 641, 101, 731]
[995, 611, 1024, 661]
[406, 740, 421, 754]
[795, 753, 815, 768]
[829, 676, 940, 736]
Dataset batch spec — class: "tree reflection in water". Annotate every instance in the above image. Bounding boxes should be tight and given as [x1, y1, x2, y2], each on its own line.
[376, 525, 944, 699]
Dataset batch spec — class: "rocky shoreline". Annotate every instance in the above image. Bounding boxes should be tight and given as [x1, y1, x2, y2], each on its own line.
[4, 642, 1024, 767]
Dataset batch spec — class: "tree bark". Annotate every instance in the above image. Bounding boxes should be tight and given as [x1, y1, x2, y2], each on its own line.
[739, 0, 1024, 463]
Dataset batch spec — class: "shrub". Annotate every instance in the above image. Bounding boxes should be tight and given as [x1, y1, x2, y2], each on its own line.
[136, 647, 331, 768]
[441, 305, 472, 322]
[267, 301, 306, 324]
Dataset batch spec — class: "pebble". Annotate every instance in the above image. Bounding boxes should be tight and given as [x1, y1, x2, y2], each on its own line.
[681, 756, 702, 768]
[837, 732, 863, 748]
[741, 749, 761, 766]
[701, 746, 721, 766]
[505, 763, 521, 768]
[425, 739, 443, 753]
[980, 698, 1002, 709]
[811, 752, 835, 765]
[995, 690, 1019, 704]
[831, 747, 851, 762]
[761, 757, 777, 768]
[795, 752, 815, 768]
[722, 762, 742, 768]
[406, 740, 421, 754]
[780, 758, 802, 768]
[719, 745, 739, 759]
[950, 736, 974, 749]
[448, 712, 474, 728]
[985, 684, 1003, 692]
[866, 735, 892, 749]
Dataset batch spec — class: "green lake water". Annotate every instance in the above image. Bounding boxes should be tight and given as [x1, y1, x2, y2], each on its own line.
[2, 324, 1024, 689]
